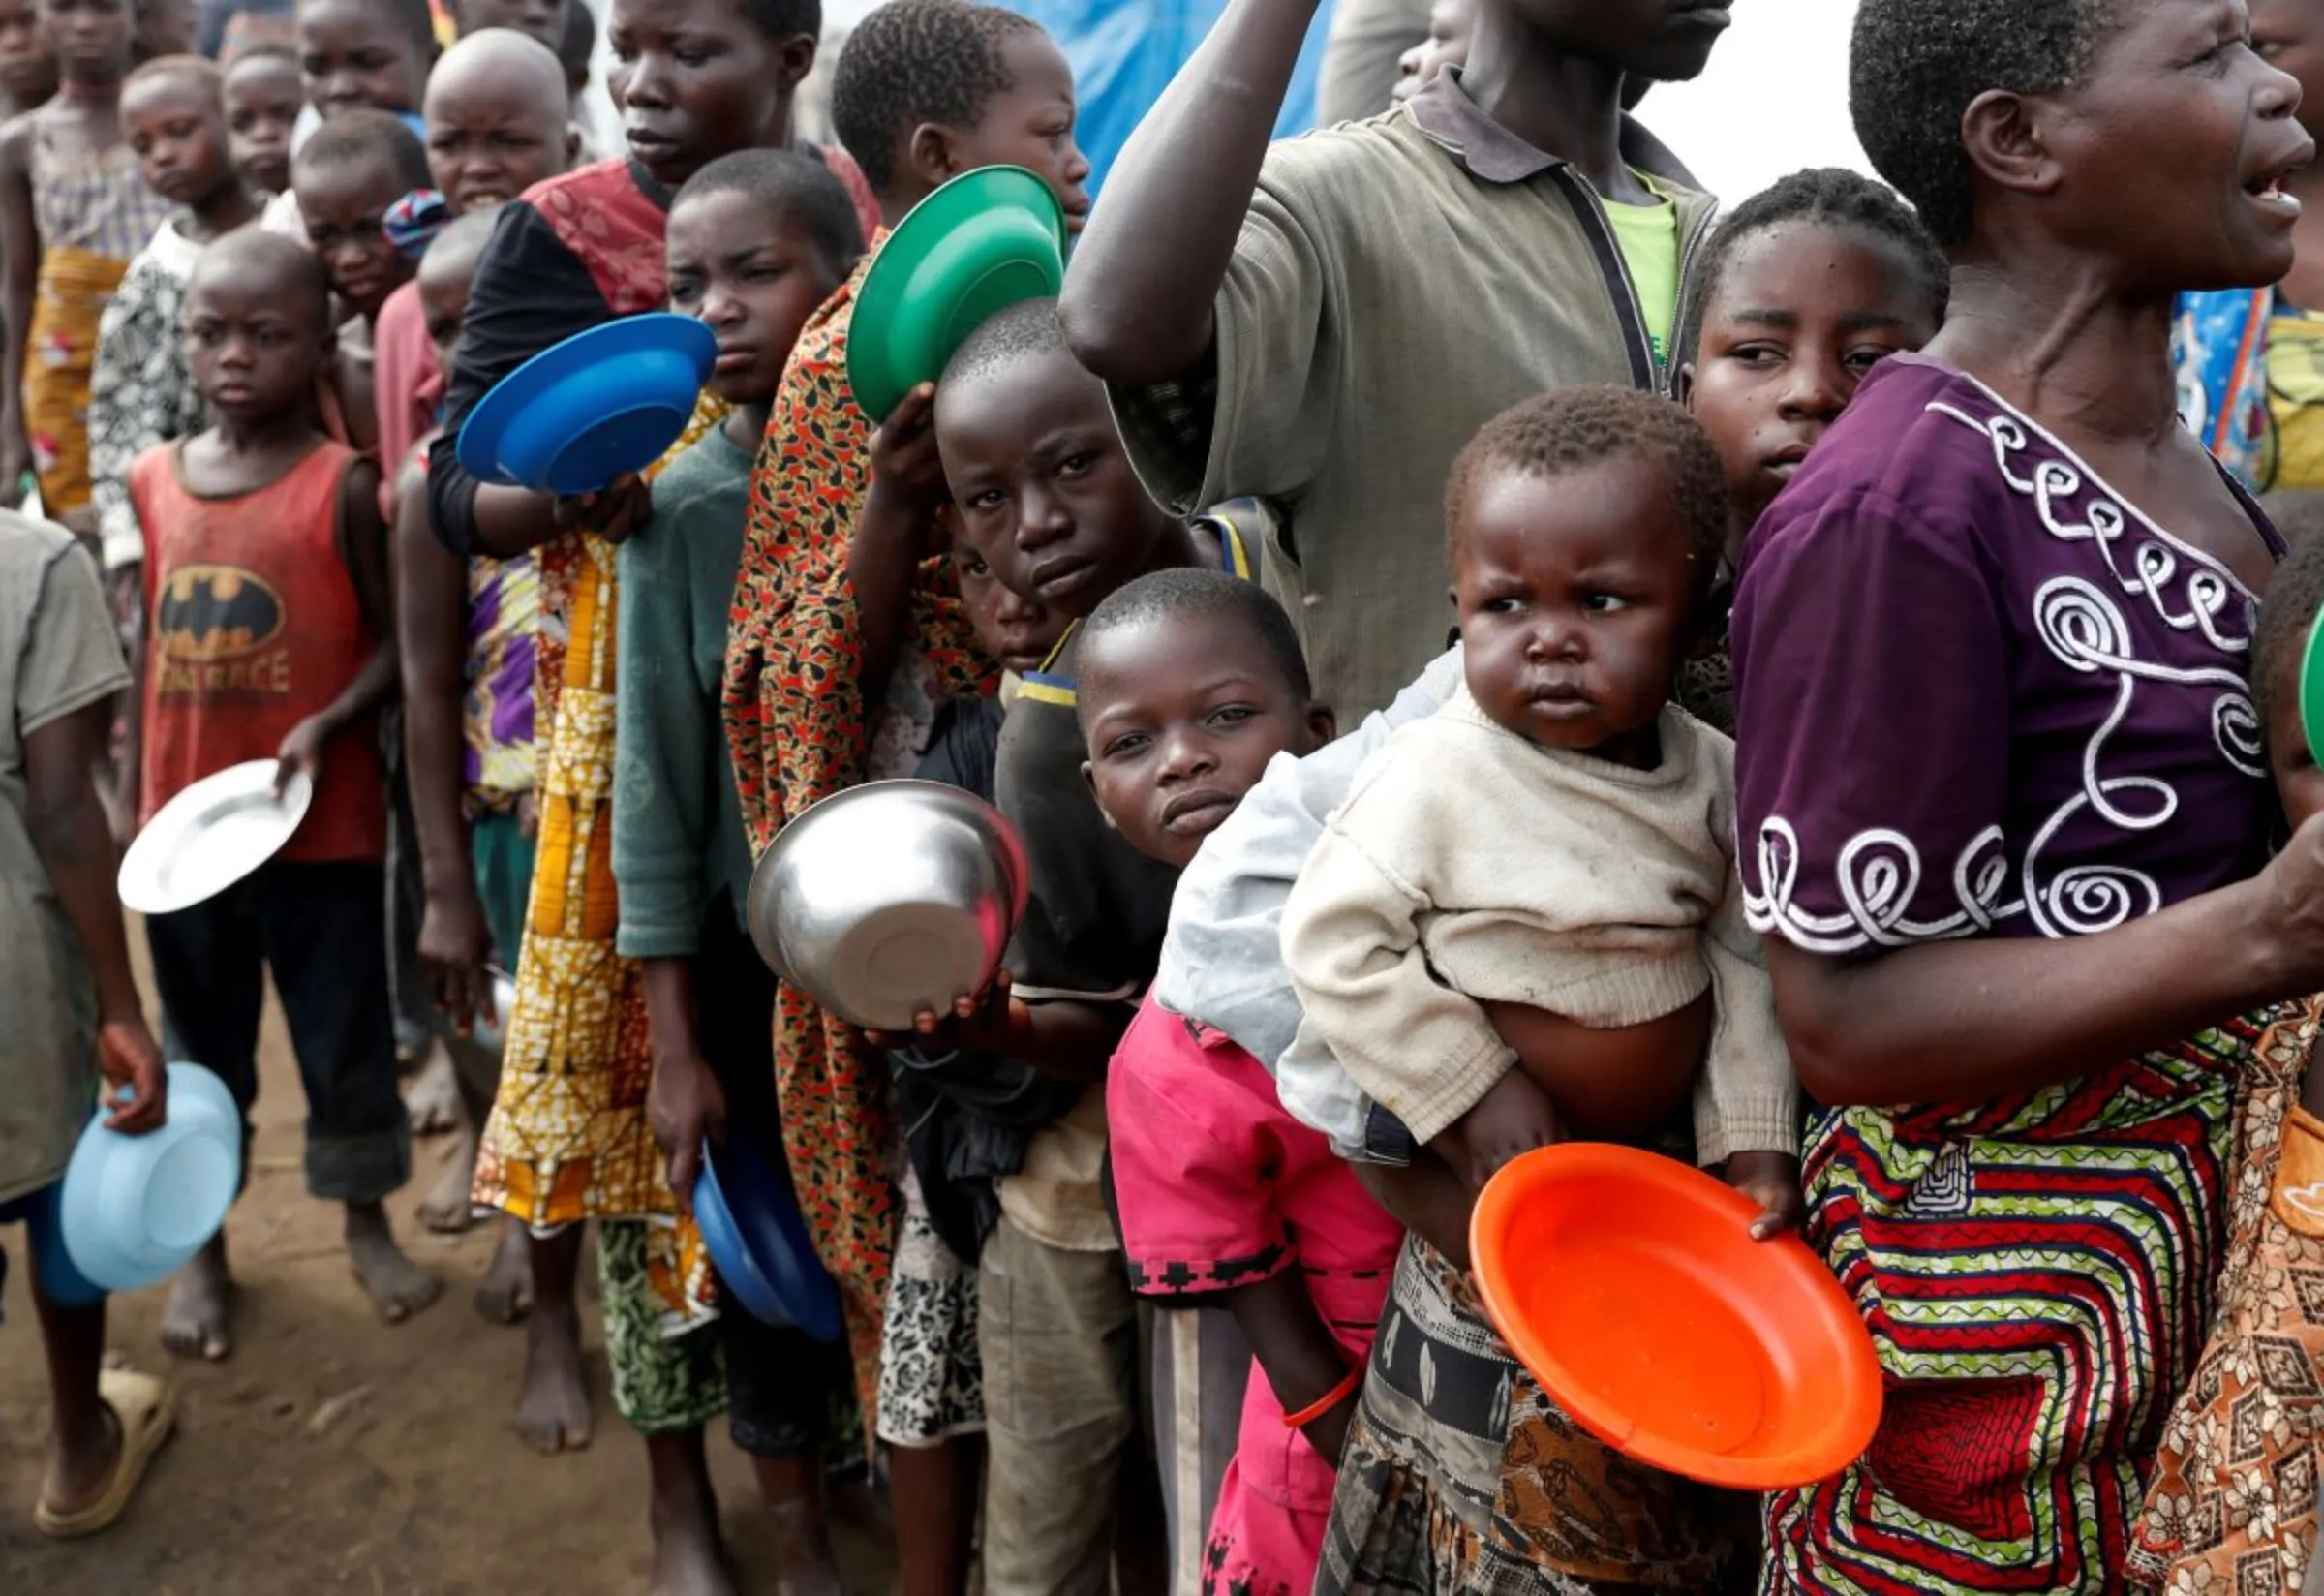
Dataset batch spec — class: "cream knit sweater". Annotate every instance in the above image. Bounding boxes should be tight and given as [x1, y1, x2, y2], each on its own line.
[1280, 688, 1797, 1158]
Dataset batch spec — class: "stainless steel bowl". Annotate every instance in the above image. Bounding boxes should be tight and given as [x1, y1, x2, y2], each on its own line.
[747, 781, 1030, 1030]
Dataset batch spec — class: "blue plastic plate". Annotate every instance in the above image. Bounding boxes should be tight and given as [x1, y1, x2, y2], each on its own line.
[456, 313, 716, 496]
[694, 1132, 842, 1341]
[59, 1062, 241, 1295]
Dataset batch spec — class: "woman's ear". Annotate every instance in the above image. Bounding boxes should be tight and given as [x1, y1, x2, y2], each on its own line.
[1673, 360, 1697, 412]
[1959, 87, 2063, 208]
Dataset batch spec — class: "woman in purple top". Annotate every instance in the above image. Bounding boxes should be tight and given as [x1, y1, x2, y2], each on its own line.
[1735, 2, 2324, 1591]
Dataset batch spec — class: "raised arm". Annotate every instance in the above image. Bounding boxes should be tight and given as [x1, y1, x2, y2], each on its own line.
[1058, 0, 1321, 387]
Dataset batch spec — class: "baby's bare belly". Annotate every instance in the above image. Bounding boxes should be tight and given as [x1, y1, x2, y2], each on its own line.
[1484, 992, 1713, 1144]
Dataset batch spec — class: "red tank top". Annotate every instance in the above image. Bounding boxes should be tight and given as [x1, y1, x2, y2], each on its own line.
[132, 439, 385, 864]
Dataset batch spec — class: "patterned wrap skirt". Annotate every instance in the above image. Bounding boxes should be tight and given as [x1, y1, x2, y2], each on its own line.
[1318, 1233, 1749, 1595]
[26, 246, 128, 518]
[2130, 998, 2322, 1596]
[1761, 1022, 2257, 1594]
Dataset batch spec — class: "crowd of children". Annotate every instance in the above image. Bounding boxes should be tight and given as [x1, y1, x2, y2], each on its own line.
[18, 0, 2324, 1594]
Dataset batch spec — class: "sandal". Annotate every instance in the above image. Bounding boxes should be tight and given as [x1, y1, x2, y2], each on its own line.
[33, 1367, 176, 1539]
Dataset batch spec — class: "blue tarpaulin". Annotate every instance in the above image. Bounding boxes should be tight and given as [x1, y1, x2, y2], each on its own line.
[1007, 1, 1336, 194]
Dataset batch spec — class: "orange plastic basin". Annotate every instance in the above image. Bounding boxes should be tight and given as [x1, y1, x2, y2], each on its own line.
[1469, 1143, 1883, 1490]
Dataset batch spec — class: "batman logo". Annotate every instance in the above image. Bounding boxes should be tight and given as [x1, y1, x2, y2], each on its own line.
[156, 565, 285, 661]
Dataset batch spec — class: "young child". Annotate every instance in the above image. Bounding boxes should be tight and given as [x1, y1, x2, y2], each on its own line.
[877, 297, 1248, 1596]
[2132, 536, 2324, 1590]
[260, 0, 433, 238]
[1063, 0, 1728, 721]
[132, 0, 194, 61]
[1269, 386, 1791, 1592]
[1086, 568, 1404, 1596]
[222, 41, 298, 194]
[291, 106, 428, 452]
[860, 521, 1079, 1596]
[0, 0, 55, 119]
[717, 4, 1088, 1511]
[451, 0, 566, 52]
[126, 230, 435, 1361]
[294, 0, 430, 126]
[0, 0, 174, 529]
[1, 506, 171, 1541]
[388, 212, 541, 1316]
[88, 54, 260, 578]
[373, 27, 572, 506]
[612, 145, 865, 1596]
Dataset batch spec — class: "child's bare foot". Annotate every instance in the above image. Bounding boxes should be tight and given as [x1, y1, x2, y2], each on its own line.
[417, 1124, 480, 1234]
[474, 1217, 534, 1324]
[345, 1202, 443, 1324]
[649, 1434, 734, 1596]
[514, 1295, 593, 1453]
[403, 1045, 463, 1136]
[766, 1496, 845, 1596]
[160, 1235, 233, 1361]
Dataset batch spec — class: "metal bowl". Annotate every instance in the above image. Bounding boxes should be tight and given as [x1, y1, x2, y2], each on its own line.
[747, 781, 1029, 1030]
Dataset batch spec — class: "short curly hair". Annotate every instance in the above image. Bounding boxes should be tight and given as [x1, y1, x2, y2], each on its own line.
[1445, 386, 1729, 583]
[674, 148, 867, 284]
[2256, 527, 2324, 738]
[1850, 0, 2113, 247]
[1678, 167, 1950, 366]
[830, 0, 1043, 193]
[293, 105, 432, 192]
[1079, 568, 1313, 726]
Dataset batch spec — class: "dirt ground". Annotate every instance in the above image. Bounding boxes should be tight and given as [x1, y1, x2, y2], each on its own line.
[0, 963, 895, 1596]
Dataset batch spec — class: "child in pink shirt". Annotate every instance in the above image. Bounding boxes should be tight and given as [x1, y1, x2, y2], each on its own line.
[1084, 568, 1404, 1596]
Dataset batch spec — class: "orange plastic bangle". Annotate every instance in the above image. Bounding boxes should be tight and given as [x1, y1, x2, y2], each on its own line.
[1280, 1366, 1362, 1430]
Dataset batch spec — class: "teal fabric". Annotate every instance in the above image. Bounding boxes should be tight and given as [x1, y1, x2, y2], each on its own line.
[612, 426, 756, 961]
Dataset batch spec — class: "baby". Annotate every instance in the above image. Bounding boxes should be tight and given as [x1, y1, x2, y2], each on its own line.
[1281, 385, 1798, 1208]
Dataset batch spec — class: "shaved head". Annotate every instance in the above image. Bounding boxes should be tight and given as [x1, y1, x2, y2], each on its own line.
[191, 227, 333, 332]
[424, 26, 568, 126]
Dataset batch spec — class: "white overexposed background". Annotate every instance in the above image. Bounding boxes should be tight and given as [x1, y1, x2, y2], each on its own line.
[1646, 0, 1870, 204]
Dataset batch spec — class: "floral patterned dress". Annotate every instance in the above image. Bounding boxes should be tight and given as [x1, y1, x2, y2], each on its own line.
[720, 232, 994, 1410]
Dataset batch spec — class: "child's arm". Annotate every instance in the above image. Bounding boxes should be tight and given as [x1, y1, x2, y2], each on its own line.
[611, 487, 724, 1207]
[1060, 0, 1320, 386]
[0, 115, 38, 502]
[1279, 802, 1517, 1150]
[29, 694, 166, 1132]
[1226, 1269, 1363, 1464]
[279, 458, 398, 789]
[1698, 841, 1805, 1239]
[851, 383, 945, 716]
[1351, 1159, 1472, 1270]
[22, 545, 164, 1132]
[390, 458, 492, 1029]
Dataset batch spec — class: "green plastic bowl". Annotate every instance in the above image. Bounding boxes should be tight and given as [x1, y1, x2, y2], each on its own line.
[848, 166, 1066, 425]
